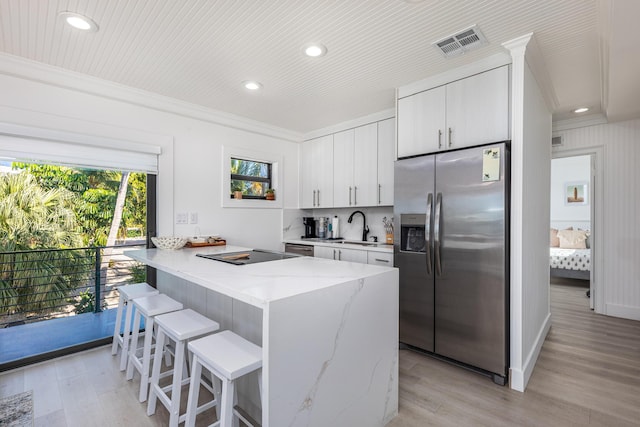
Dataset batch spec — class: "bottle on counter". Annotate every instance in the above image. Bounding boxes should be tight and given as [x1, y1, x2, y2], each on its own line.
[318, 217, 327, 239]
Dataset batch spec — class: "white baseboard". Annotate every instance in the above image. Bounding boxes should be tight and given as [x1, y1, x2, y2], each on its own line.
[606, 303, 640, 321]
[510, 312, 551, 392]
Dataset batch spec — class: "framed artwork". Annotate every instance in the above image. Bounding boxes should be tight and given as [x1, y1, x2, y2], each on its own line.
[565, 182, 588, 205]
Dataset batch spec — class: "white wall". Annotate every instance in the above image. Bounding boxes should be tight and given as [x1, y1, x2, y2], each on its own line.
[554, 118, 640, 321]
[0, 55, 301, 251]
[506, 34, 552, 392]
[518, 61, 552, 390]
[550, 155, 590, 225]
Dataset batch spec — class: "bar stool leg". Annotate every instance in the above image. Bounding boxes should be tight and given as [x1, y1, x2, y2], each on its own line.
[169, 339, 186, 427]
[111, 293, 125, 355]
[147, 328, 165, 417]
[220, 378, 235, 427]
[184, 354, 202, 427]
[125, 308, 143, 380]
[120, 300, 136, 371]
[138, 316, 156, 402]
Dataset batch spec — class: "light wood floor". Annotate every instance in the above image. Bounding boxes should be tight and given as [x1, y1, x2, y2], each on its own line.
[1, 282, 639, 426]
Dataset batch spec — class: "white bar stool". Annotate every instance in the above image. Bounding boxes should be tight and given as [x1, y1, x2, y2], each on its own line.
[185, 330, 263, 427]
[126, 293, 184, 402]
[111, 282, 159, 371]
[147, 309, 221, 427]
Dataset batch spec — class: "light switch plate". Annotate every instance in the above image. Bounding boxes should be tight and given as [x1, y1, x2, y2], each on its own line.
[189, 212, 198, 224]
[176, 212, 188, 224]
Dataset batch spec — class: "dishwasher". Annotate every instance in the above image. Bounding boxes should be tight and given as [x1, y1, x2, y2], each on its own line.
[284, 243, 314, 257]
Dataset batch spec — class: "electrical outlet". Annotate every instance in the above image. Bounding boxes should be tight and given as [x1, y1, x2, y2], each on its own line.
[189, 212, 198, 224]
[176, 212, 188, 224]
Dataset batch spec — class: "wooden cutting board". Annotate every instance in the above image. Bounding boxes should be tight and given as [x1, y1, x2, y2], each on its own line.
[221, 253, 250, 260]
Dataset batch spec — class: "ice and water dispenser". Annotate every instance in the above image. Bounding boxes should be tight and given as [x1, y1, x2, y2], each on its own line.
[399, 214, 426, 253]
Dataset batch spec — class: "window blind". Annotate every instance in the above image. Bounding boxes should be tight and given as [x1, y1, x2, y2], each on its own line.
[0, 123, 161, 174]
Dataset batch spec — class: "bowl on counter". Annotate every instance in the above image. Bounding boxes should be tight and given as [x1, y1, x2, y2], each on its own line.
[151, 236, 188, 250]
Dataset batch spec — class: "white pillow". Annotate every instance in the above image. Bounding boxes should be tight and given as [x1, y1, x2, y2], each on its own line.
[557, 229, 587, 249]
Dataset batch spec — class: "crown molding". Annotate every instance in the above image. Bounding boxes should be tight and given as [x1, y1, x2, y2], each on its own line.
[0, 53, 303, 143]
[302, 108, 395, 141]
[552, 113, 608, 132]
[503, 33, 559, 112]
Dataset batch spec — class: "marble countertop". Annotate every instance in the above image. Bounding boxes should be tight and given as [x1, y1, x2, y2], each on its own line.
[125, 245, 395, 308]
[283, 238, 393, 253]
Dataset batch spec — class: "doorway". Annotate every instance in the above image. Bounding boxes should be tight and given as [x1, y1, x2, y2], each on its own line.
[550, 147, 603, 313]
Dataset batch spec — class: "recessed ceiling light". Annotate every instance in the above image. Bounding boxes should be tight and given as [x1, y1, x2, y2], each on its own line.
[59, 11, 99, 32]
[302, 43, 328, 58]
[243, 81, 262, 91]
[574, 107, 589, 114]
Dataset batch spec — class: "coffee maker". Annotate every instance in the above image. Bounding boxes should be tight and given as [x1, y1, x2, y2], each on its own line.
[303, 217, 316, 238]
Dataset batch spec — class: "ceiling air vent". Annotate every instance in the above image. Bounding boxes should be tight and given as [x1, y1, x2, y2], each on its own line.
[433, 25, 488, 58]
[552, 136, 563, 147]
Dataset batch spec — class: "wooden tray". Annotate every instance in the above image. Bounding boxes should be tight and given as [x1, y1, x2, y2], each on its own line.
[185, 240, 226, 247]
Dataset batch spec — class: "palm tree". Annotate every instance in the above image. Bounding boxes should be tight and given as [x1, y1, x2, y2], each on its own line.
[0, 172, 86, 316]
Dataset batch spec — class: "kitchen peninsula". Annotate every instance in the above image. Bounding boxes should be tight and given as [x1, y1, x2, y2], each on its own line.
[125, 245, 399, 426]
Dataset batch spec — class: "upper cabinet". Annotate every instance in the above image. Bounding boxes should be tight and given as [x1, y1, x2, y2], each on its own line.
[333, 123, 377, 207]
[397, 85, 446, 157]
[302, 117, 394, 209]
[377, 118, 395, 206]
[397, 65, 509, 158]
[301, 134, 333, 208]
[333, 129, 355, 208]
[445, 65, 510, 148]
[353, 123, 378, 207]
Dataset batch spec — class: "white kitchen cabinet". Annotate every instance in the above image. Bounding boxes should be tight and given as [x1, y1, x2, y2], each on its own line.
[332, 129, 355, 208]
[314, 246, 368, 263]
[333, 123, 378, 208]
[313, 246, 334, 260]
[376, 118, 395, 206]
[301, 134, 334, 208]
[397, 65, 509, 157]
[353, 123, 378, 207]
[367, 251, 393, 267]
[445, 65, 510, 148]
[397, 85, 446, 158]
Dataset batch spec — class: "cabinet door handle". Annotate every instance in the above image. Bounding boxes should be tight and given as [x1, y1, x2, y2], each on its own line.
[378, 184, 381, 205]
[438, 129, 442, 149]
[354, 186, 358, 205]
[374, 258, 389, 263]
[338, 249, 342, 261]
[349, 187, 352, 206]
[313, 190, 316, 207]
[448, 127, 452, 147]
[317, 189, 321, 206]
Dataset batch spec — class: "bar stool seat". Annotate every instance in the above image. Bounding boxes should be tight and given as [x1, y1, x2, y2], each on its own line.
[126, 294, 184, 402]
[147, 309, 220, 427]
[185, 330, 263, 427]
[111, 282, 159, 371]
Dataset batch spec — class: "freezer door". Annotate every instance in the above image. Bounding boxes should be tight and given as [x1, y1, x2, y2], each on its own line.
[394, 155, 435, 352]
[434, 143, 508, 376]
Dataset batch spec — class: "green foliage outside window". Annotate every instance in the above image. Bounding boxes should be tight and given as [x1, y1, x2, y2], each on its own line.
[230, 158, 271, 198]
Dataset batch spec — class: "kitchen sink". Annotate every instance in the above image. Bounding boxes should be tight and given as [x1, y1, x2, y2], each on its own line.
[335, 240, 378, 247]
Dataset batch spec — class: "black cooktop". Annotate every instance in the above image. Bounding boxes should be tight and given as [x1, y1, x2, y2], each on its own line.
[196, 249, 299, 266]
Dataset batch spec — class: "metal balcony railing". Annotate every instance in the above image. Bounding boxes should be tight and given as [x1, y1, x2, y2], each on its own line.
[0, 244, 146, 328]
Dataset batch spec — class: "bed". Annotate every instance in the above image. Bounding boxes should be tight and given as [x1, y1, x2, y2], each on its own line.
[550, 247, 590, 280]
[550, 223, 591, 281]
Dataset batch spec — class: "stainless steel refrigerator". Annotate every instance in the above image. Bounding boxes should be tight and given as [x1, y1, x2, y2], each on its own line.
[394, 142, 509, 385]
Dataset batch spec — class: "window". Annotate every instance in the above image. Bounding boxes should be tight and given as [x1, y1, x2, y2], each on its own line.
[221, 146, 282, 209]
[230, 158, 271, 199]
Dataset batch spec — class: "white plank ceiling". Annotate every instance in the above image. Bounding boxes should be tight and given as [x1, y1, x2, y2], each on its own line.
[0, 0, 638, 133]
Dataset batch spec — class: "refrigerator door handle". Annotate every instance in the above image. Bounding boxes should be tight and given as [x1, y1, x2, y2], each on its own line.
[426, 193, 433, 275]
[434, 192, 443, 276]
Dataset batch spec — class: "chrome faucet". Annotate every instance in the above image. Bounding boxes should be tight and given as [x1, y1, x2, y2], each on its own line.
[348, 210, 370, 242]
